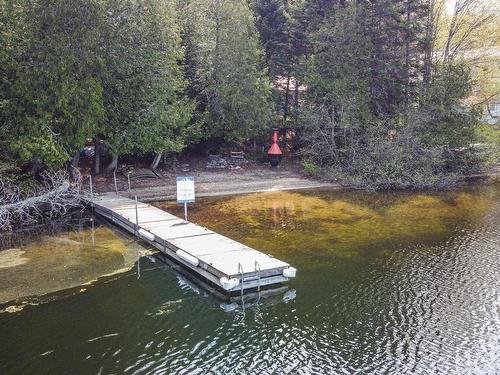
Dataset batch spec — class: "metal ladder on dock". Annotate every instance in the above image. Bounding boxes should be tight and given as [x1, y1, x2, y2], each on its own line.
[238, 261, 262, 297]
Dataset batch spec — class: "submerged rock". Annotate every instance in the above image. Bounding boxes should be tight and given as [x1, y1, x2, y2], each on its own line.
[41, 236, 83, 246]
[0, 248, 28, 269]
[0, 226, 148, 305]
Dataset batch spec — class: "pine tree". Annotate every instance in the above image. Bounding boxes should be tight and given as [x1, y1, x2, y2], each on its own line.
[250, 0, 289, 80]
[180, 0, 274, 143]
[300, 2, 372, 164]
[251, 0, 306, 127]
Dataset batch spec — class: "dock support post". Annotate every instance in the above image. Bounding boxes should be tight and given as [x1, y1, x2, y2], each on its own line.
[91, 214, 95, 247]
[255, 260, 261, 295]
[89, 175, 94, 207]
[134, 195, 139, 238]
[89, 175, 95, 246]
[238, 262, 245, 313]
[136, 241, 141, 280]
[238, 263, 244, 299]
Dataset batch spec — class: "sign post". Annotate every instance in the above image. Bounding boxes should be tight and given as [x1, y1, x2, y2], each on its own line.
[176, 176, 195, 221]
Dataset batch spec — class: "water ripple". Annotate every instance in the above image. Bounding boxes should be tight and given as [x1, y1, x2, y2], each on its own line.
[1, 188, 499, 374]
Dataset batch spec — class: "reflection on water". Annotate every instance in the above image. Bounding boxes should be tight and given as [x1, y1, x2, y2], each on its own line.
[0, 183, 499, 374]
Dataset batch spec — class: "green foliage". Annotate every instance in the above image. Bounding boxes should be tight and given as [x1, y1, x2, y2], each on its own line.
[302, 159, 320, 176]
[250, 0, 291, 80]
[180, 0, 274, 142]
[476, 123, 500, 151]
[1, 0, 193, 173]
[296, 0, 490, 189]
[417, 63, 479, 148]
[1, 0, 105, 166]
[472, 123, 500, 171]
[101, 0, 193, 158]
[1, 0, 495, 190]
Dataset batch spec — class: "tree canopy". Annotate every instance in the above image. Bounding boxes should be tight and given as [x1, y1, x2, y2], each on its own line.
[1, 0, 194, 173]
[1, 0, 497, 188]
[180, 0, 274, 142]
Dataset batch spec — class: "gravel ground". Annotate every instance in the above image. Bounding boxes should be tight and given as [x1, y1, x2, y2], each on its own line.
[86, 156, 499, 202]
[90, 161, 338, 202]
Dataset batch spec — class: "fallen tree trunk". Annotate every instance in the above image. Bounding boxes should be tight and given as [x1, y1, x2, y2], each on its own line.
[0, 170, 84, 231]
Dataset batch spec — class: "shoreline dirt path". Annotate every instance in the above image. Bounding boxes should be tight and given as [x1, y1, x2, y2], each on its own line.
[90, 162, 499, 202]
[94, 168, 339, 202]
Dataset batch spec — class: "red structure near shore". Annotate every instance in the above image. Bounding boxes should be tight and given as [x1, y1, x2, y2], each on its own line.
[268, 129, 282, 167]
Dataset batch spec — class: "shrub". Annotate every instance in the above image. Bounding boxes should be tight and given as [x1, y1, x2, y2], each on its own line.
[302, 159, 321, 176]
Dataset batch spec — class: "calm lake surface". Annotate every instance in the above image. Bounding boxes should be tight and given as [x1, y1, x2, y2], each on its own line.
[0, 184, 499, 374]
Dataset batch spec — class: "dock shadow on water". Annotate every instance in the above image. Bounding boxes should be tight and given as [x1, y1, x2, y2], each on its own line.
[0, 182, 499, 374]
[153, 251, 296, 318]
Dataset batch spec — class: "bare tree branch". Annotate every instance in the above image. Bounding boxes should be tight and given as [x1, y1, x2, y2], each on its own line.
[0, 170, 85, 231]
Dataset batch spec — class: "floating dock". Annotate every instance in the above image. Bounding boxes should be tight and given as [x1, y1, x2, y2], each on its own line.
[91, 194, 296, 294]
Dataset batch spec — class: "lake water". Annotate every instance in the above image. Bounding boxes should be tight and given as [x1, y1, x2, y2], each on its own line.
[0, 184, 499, 374]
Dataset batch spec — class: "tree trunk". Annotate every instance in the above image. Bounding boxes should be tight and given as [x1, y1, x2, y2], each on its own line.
[281, 128, 288, 156]
[70, 151, 80, 180]
[94, 140, 101, 175]
[150, 152, 162, 170]
[423, 0, 437, 86]
[106, 154, 118, 172]
[404, 0, 411, 126]
[294, 77, 299, 109]
[213, 0, 221, 118]
[283, 72, 291, 122]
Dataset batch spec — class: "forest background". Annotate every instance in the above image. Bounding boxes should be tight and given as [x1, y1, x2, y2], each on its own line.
[1, 0, 499, 190]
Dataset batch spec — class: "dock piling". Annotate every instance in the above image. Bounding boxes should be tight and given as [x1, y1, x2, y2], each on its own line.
[238, 263, 244, 299]
[89, 175, 94, 207]
[134, 195, 139, 238]
[255, 260, 261, 295]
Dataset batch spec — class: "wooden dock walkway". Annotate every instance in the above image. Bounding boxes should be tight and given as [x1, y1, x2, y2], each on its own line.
[91, 194, 296, 294]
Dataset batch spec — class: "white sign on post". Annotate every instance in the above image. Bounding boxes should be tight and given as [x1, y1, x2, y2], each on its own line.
[177, 176, 195, 220]
[176, 176, 195, 203]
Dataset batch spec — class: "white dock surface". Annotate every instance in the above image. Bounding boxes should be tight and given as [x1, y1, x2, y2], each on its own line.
[91, 194, 294, 292]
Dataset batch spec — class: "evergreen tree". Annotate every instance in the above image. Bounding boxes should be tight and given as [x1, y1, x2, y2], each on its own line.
[251, 0, 306, 127]
[250, 0, 289, 80]
[300, 2, 372, 164]
[297, 0, 483, 188]
[1, 0, 104, 169]
[1, 0, 193, 173]
[180, 0, 274, 143]
[1, 0, 493, 188]
[102, 0, 193, 170]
